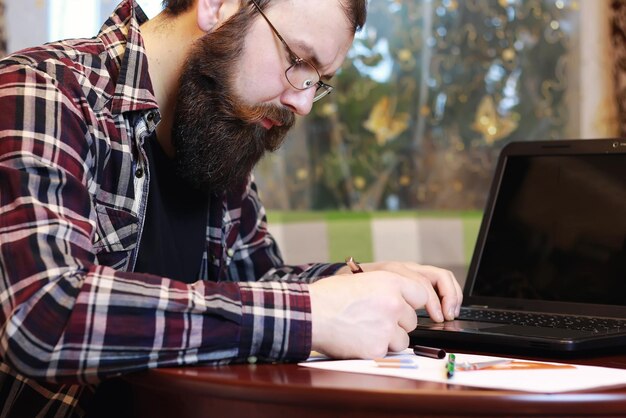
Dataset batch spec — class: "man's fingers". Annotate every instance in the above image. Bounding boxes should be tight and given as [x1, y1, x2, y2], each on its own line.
[397, 301, 418, 332]
[388, 325, 410, 353]
[309, 267, 463, 360]
[424, 290, 445, 322]
[397, 277, 429, 311]
[407, 265, 463, 320]
[396, 269, 443, 322]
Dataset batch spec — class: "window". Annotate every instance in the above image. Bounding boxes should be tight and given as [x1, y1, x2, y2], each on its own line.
[255, 0, 618, 212]
[48, 0, 162, 41]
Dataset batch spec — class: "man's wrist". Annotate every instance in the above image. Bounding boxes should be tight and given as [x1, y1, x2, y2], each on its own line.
[335, 265, 352, 275]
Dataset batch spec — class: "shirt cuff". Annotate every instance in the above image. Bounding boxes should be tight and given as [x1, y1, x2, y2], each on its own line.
[300, 262, 346, 282]
[237, 281, 312, 363]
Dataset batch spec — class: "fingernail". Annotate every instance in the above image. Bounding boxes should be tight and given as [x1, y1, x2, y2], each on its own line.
[435, 310, 444, 322]
[447, 307, 455, 319]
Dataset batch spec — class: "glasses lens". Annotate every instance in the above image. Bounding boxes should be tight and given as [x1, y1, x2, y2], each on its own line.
[286, 61, 332, 101]
[286, 61, 319, 90]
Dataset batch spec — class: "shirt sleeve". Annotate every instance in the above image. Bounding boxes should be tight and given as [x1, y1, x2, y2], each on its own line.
[224, 177, 345, 283]
[0, 61, 313, 385]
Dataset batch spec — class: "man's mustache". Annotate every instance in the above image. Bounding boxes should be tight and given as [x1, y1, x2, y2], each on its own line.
[237, 102, 295, 129]
[235, 102, 295, 151]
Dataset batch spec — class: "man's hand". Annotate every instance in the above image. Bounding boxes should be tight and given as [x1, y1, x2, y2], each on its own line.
[308, 272, 428, 359]
[308, 262, 463, 359]
[336, 261, 463, 322]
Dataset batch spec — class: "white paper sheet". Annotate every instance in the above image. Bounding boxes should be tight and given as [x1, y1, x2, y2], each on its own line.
[299, 349, 626, 393]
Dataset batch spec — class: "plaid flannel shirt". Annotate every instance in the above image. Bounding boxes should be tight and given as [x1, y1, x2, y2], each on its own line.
[0, 1, 342, 416]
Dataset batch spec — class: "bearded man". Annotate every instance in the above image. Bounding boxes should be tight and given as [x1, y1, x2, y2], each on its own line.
[0, 0, 462, 416]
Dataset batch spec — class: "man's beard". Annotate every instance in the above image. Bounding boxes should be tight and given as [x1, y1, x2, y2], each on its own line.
[171, 12, 295, 194]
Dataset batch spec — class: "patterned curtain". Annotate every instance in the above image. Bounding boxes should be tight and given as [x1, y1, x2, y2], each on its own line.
[612, 0, 626, 136]
[0, 0, 6, 58]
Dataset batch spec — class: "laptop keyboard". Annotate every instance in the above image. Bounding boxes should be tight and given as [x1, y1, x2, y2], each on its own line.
[455, 308, 626, 333]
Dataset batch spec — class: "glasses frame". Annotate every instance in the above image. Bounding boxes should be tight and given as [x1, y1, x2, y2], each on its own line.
[249, 0, 333, 102]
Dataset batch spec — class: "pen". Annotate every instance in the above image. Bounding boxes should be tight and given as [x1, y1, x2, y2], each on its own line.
[413, 344, 447, 359]
[455, 359, 512, 371]
[446, 353, 456, 379]
[455, 359, 575, 371]
[345, 256, 364, 274]
[446, 356, 509, 378]
[444, 356, 572, 378]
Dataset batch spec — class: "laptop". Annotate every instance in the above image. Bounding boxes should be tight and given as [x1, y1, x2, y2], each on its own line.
[410, 138, 626, 354]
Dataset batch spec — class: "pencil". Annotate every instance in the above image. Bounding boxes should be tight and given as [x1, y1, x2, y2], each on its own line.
[345, 256, 364, 274]
[374, 358, 418, 369]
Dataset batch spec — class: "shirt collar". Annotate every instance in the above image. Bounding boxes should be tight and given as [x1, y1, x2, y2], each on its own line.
[100, 0, 159, 116]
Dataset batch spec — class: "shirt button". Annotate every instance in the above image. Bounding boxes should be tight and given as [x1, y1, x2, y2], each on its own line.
[146, 112, 155, 122]
[227, 248, 235, 257]
[135, 167, 144, 178]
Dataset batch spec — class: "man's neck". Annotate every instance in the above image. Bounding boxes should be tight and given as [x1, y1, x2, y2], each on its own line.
[140, 10, 204, 157]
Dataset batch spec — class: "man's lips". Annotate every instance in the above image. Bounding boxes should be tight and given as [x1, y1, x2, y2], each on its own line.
[260, 117, 283, 130]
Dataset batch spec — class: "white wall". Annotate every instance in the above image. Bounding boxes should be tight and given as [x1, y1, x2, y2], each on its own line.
[6, 0, 47, 53]
[5, 0, 163, 53]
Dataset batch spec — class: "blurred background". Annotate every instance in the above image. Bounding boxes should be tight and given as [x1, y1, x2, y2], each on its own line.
[1, 0, 623, 276]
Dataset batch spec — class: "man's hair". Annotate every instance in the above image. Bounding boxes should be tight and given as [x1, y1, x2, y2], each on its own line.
[161, 0, 194, 15]
[161, 0, 367, 32]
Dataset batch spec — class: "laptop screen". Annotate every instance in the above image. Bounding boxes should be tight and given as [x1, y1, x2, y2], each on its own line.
[470, 153, 626, 307]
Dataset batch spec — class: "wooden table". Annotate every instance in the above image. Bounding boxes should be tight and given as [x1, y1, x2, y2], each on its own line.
[124, 350, 626, 417]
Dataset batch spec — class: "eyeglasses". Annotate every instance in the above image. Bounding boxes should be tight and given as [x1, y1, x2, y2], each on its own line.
[250, 0, 333, 102]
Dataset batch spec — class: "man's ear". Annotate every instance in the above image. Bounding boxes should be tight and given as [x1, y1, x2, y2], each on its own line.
[196, 0, 240, 32]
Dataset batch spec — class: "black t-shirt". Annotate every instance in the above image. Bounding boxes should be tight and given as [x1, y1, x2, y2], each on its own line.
[134, 135, 209, 283]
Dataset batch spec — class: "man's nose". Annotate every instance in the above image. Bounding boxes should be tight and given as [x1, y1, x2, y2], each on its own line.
[280, 87, 316, 116]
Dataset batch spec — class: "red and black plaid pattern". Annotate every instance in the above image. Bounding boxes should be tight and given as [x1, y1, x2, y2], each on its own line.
[0, 1, 341, 416]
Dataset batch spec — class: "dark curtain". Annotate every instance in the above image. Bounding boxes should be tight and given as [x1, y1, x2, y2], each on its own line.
[612, 0, 626, 136]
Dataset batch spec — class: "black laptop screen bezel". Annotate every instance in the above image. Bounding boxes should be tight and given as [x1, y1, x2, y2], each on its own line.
[463, 139, 626, 319]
